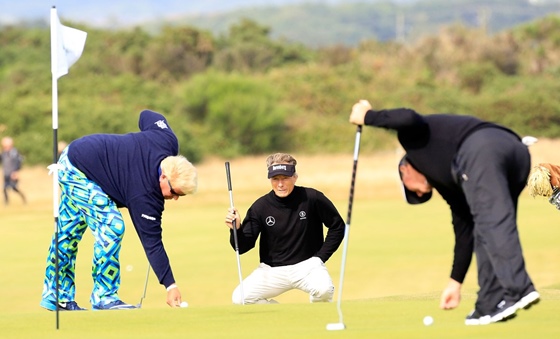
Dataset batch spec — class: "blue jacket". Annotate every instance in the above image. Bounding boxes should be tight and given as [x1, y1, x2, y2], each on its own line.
[68, 109, 179, 287]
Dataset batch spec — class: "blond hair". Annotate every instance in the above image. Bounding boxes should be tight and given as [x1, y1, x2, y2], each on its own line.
[527, 165, 553, 197]
[160, 155, 198, 195]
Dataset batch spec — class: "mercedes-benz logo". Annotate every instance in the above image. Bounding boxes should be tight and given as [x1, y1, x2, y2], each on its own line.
[265, 216, 275, 226]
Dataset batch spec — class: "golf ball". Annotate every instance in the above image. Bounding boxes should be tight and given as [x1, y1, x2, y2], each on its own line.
[180, 301, 189, 308]
[423, 316, 434, 326]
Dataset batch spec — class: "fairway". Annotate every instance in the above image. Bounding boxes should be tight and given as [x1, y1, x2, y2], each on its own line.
[1, 145, 559, 338]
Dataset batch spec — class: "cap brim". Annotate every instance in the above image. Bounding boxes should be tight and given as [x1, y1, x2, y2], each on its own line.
[402, 184, 432, 204]
[267, 170, 295, 179]
[398, 154, 431, 204]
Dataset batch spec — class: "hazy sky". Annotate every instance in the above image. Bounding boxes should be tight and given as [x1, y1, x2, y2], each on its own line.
[0, 0, 418, 27]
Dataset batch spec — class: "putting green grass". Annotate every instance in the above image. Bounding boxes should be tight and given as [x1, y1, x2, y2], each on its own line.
[1, 297, 559, 338]
[1, 151, 559, 338]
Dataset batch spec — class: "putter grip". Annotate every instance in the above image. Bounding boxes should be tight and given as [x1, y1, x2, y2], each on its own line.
[225, 161, 238, 234]
[225, 161, 233, 191]
[347, 125, 362, 224]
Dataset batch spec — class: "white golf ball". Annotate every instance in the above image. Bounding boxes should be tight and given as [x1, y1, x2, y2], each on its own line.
[180, 301, 189, 308]
[423, 316, 434, 326]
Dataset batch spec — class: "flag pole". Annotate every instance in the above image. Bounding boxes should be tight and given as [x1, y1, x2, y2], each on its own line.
[50, 5, 61, 330]
[48, 7, 86, 329]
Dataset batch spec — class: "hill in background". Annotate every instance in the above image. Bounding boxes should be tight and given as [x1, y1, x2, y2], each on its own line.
[2, 0, 560, 46]
[169, 0, 560, 46]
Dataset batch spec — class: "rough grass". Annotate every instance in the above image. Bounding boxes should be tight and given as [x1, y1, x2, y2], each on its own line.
[1, 139, 559, 338]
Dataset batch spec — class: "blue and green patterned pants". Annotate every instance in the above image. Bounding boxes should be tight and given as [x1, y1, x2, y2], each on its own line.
[41, 147, 125, 307]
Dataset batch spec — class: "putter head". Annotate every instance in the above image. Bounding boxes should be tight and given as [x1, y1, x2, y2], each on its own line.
[326, 323, 346, 331]
[549, 187, 560, 210]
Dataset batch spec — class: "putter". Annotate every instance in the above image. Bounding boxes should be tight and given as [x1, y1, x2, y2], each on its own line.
[326, 125, 362, 331]
[136, 263, 150, 308]
[225, 161, 245, 305]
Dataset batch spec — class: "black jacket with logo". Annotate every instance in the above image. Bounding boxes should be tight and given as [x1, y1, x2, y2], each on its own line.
[231, 186, 345, 266]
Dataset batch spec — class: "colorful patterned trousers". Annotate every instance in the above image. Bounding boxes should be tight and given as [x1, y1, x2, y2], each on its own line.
[41, 147, 125, 307]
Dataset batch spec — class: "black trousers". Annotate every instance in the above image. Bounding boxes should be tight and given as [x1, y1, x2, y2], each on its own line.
[455, 128, 535, 313]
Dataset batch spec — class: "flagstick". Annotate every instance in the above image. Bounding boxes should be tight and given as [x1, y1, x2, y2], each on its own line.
[48, 6, 87, 329]
[50, 6, 61, 330]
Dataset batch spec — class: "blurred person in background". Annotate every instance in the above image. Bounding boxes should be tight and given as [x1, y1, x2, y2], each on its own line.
[1, 136, 26, 205]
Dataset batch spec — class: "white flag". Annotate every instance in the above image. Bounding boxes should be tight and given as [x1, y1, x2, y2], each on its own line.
[50, 8, 87, 79]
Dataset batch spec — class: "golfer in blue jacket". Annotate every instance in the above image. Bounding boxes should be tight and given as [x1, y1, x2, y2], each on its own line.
[41, 109, 197, 311]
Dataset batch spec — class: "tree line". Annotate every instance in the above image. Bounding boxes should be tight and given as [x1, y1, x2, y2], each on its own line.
[1, 15, 560, 165]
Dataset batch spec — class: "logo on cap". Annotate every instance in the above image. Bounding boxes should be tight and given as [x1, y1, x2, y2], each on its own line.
[267, 164, 296, 178]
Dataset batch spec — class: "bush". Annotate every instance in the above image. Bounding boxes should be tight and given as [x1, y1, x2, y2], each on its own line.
[178, 71, 290, 157]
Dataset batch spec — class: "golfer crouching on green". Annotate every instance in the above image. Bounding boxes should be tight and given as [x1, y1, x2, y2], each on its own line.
[224, 153, 345, 304]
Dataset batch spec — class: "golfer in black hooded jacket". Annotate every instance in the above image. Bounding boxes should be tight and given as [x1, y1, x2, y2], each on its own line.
[349, 100, 539, 325]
